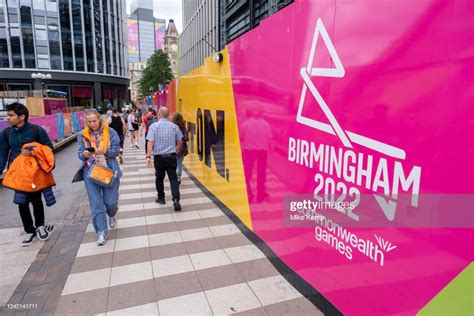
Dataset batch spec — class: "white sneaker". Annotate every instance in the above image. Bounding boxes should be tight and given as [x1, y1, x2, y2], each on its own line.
[109, 216, 117, 229]
[96, 232, 106, 246]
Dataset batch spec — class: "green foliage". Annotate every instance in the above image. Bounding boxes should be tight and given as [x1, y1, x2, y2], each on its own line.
[139, 50, 173, 96]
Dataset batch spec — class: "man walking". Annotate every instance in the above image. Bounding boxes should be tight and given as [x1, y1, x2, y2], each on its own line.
[146, 107, 183, 211]
[0, 102, 54, 246]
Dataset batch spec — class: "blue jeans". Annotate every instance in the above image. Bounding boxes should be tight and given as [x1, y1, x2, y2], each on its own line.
[176, 155, 184, 177]
[84, 176, 120, 236]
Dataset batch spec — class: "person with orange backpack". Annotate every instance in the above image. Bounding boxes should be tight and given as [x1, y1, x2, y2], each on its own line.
[0, 102, 55, 246]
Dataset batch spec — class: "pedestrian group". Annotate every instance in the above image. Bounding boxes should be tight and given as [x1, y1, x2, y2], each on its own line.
[0, 102, 188, 247]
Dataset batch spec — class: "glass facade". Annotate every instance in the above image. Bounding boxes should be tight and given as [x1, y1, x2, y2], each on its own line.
[0, 1, 9, 67]
[222, 0, 293, 44]
[46, 0, 60, 69]
[20, 0, 35, 68]
[71, 0, 84, 71]
[93, 0, 102, 73]
[59, 0, 72, 70]
[83, 0, 93, 72]
[0, 0, 127, 77]
[7, 0, 22, 68]
[115, 0, 121, 76]
[102, 0, 110, 74]
[109, 0, 115, 75]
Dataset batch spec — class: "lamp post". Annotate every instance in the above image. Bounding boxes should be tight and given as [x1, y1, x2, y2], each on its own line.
[31, 73, 52, 97]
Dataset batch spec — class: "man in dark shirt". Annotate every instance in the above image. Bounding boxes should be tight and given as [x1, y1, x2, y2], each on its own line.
[0, 102, 54, 246]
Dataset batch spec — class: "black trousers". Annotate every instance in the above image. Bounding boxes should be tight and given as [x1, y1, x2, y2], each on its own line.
[154, 155, 180, 201]
[18, 191, 45, 234]
[145, 132, 148, 154]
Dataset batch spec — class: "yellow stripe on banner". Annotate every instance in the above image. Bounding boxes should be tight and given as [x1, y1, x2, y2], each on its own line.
[178, 47, 252, 230]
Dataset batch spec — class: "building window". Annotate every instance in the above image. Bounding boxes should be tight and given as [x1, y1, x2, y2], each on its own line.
[45, 0, 57, 17]
[7, 83, 31, 90]
[20, 0, 36, 68]
[72, 86, 93, 107]
[223, 0, 293, 44]
[83, 0, 94, 72]
[48, 23, 61, 69]
[109, 0, 116, 75]
[0, 4, 10, 68]
[93, 0, 103, 73]
[7, 2, 22, 68]
[58, 0, 73, 70]
[71, 0, 84, 71]
[102, 0, 110, 74]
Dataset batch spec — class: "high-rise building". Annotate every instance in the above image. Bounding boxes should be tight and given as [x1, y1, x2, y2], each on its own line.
[180, 0, 293, 76]
[128, 0, 166, 63]
[164, 19, 179, 78]
[180, 0, 219, 76]
[0, 0, 129, 108]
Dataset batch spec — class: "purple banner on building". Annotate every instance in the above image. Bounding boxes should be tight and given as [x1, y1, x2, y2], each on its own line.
[155, 20, 166, 51]
[128, 19, 139, 55]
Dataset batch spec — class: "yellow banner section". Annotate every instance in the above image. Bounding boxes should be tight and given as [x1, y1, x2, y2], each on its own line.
[177, 48, 252, 229]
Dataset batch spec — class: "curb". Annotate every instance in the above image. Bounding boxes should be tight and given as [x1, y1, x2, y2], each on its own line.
[53, 132, 79, 153]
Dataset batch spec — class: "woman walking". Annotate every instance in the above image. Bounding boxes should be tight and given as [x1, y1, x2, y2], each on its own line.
[73, 110, 122, 246]
[172, 112, 188, 184]
[127, 108, 140, 148]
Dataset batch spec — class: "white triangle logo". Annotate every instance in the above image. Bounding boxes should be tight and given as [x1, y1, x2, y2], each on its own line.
[296, 18, 406, 160]
[297, 18, 351, 148]
[296, 19, 410, 222]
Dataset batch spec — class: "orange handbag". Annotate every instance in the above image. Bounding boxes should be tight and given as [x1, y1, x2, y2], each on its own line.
[86, 163, 117, 188]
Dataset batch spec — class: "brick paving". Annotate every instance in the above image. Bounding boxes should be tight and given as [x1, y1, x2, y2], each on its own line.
[1, 191, 90, 316]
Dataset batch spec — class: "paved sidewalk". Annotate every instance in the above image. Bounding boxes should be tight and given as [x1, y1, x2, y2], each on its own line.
[54, 141, 323, 315]
[0, 228, 44, 306]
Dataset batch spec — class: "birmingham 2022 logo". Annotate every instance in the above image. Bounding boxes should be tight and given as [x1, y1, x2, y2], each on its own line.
[288, 19, 422, 263]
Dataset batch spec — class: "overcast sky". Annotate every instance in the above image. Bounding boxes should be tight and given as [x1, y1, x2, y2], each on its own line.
[126, 0, 183, 33]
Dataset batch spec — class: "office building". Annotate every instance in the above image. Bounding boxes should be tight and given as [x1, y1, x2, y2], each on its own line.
[0, 0, 129, 108]
[128, 0, 166, 63]
[180, 0, 293, 76]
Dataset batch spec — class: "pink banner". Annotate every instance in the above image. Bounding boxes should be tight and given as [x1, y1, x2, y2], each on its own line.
[44, 99, 67, 115]
[29, 115, 58, 141]
[128, 19, 139, 55]
[228, 0, 474, 314]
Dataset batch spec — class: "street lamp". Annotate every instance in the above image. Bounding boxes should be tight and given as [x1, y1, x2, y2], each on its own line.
[31, 73, 52, 97]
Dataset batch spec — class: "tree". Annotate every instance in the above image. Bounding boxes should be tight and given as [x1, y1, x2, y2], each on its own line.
[139, 50, 173, 96]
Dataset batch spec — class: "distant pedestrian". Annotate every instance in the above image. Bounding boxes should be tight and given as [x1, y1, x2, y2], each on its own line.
[107, 107, 126, 164]
[171, 112, 189, 184]
[73, 110, 122, 246]
[127, 108, 140, 148]
[146, 107, 183, 211]
[142, 108, 157, 154]
[0, 102, 55, 246]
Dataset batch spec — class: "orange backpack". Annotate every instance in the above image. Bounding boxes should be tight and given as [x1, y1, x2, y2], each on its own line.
[2, 142, 56, 192]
